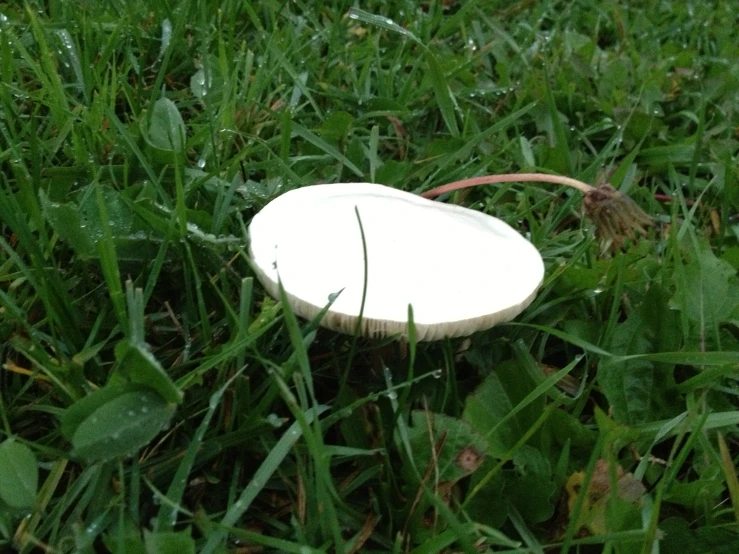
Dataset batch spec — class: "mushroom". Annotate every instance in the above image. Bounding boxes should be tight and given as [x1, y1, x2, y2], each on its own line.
[248, 183, 544, 341]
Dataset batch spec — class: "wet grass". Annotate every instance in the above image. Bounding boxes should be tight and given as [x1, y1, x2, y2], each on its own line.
[1, 1, 738, 552]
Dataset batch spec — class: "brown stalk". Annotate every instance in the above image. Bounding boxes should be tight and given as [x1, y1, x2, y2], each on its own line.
[422, 173, 653, 252]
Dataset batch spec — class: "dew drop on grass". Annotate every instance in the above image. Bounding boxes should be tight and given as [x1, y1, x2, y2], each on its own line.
[266, 413, 284, 428]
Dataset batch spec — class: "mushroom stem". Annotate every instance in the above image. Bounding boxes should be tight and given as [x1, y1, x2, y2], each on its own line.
[421, 173, 653, 252]
[421, 173, 594, 199]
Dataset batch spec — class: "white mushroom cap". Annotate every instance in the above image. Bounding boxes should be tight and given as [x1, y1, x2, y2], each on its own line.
[248, 183, 544, 341]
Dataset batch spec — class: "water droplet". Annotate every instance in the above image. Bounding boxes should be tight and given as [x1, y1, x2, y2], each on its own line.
[267, 413, 284, 428]
[159, 18, 173, 57]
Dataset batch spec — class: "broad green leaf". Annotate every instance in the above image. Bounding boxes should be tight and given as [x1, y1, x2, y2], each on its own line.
[0, 440, 38, 509]
[102, 514, 147, 554]
[406, 411, 488, 484]
[462, 370, 518, 457]
[144, 529, 195, 554]
[463, 458, 508, 528]
[68, 387, 175, 461]
[317, 110, 354, 141]
[673, 245, 739, 328]
[114, 340, 183, 404]
[148, 97, 186, 152]
[663, 478, 724, 513]
[61, 383, 145, 440]
[40, 186, 160, 261]
[598, 287, 681, 425]
[39, 190, 96, 256]
[659, 517, 739, 554]
[404, 411, 487, 542]
[0, 511, 10, 541]
[462, 360, 544, 458]
[506, 445, 556, 523]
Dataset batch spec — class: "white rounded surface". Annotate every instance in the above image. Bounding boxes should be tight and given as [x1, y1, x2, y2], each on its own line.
[248, 183, 544, 341]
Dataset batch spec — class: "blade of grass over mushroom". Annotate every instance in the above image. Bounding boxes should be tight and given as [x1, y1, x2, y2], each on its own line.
[342, 207, 370, 389]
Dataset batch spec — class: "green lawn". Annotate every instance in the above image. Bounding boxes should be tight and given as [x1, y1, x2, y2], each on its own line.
[1, 0, 739, 552]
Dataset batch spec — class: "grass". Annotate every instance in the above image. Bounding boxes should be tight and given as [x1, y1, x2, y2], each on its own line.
[1, 0, 738, 552]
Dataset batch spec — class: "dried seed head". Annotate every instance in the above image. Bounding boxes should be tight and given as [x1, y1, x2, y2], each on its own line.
[583, 183, 653, 252]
